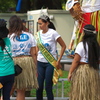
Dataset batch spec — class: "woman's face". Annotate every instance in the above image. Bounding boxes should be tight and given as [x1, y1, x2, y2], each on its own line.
[38, 19, 48, 30]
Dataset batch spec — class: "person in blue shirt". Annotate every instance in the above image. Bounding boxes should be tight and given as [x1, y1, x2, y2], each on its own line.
[0, 19, 15, 100]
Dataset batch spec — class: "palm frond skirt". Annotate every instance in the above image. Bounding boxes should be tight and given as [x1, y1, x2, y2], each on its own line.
[13, 56, 38, 90]
[69, 64, 100, 100]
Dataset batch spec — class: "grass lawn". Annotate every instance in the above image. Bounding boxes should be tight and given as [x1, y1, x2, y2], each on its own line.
[30, 70, 71, 97]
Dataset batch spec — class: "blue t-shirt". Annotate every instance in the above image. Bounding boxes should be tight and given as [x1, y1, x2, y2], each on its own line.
[0, 37, 15, 76]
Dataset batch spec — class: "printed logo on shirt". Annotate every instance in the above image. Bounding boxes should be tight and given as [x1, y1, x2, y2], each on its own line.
[43, 43, 52, 52]
[16, 34, 29, 42]
[3, 45, 11, 60]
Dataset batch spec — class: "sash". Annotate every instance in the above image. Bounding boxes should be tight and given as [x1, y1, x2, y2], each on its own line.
[35, 31, 63, 85]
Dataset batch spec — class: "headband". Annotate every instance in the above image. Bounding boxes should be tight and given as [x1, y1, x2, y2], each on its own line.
[83, 28, 96, 34]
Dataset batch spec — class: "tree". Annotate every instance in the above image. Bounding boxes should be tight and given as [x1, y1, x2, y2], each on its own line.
[52, 0, 62, 9]
[35, 0, 53, 9]
[16, 0, 67, 12]
[0, 0, 68, 13]
[35, 0, 62, 9]
[0, 0, 16, 12]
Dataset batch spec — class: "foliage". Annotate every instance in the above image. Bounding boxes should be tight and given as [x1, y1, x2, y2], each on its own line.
[61, 0, 68, 9]
[0, 0, 68, 13]
[0, 0, 16, 13]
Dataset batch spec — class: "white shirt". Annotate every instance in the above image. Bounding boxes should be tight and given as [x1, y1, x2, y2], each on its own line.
[37, 28, 60, 62]
[81, 0, 100, 12]
[9, 31, 36, 57]
[75, 42, 88, 63]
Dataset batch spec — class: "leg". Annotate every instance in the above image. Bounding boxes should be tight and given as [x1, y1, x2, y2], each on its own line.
[45, 63, 54, 100]
[36, 61, 45, 100]
[2, 74, 14, 100]
[16, 89, 25, 100]
[10, 84, 15, 96]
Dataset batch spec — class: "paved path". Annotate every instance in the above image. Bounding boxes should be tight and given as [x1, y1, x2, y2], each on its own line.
[10, 97, 69, 100]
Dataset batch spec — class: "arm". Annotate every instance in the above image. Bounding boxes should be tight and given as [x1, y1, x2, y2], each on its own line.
[68, 39, 74, 50]
[36, 46, 39, 56]
[56, 37, 66, 68]
[68, 20, 78, 50]
[68, 53, 81, 81]
[30, 46, 37, 66]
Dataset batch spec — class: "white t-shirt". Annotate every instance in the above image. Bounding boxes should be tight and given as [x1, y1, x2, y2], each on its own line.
[37, 28, 61, 63]
[9, 31, 36, 57]
[75, 42, 88, 63]
[81, 0, 100, 12]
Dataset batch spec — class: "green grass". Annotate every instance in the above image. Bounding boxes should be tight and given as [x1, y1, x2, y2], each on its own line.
[30, 71, 71, 97]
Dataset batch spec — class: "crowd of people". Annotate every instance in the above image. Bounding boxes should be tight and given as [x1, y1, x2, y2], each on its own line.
[0, 15, 66, 100]
[0, 3, 100, 100]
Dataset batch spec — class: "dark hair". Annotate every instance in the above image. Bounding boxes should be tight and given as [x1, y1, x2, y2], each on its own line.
[0, 19, 9, 50]
[83, 24, 99, 69]
[0, 38, 5, 50]
[38, 15, 56, 30]
[21, 19, 26, 23]
[48, 22, 56, 30]
[9, 15, 23, 37]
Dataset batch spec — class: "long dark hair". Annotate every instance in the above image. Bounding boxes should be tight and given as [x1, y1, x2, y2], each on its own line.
[9, 15, 23, 38]
[0, 19, 8, 50]
[83, 24, 100, 70]
[0, 38, 5, 50]
[38, 15, 56, 30]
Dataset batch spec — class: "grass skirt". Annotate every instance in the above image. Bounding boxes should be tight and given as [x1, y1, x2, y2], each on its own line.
[70, 64, 100, 100]
[13, 56, 38, 90]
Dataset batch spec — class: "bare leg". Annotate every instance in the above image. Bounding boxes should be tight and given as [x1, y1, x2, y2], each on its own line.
[10, 87, 15, 96]
[16, 89, 25, 100]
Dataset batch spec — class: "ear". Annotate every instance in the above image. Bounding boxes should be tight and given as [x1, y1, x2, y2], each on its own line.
[46, 22, 49, 26]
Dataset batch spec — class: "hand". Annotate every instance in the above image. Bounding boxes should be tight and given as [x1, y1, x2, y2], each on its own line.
[56, 61, 62, 69]
[35, 67, 38, 77]
[68, 73, 72, 82]
[35, 69, 38, 77]
[36, 71, 38, 77]
[69, 54, 75, 58]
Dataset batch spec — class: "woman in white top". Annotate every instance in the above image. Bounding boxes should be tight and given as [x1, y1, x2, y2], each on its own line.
[68, 24, 100, 100]
[36, 15, 66, 100]
[9, 15, 38, 100]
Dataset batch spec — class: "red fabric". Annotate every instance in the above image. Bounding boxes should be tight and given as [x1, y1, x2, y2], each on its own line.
[79, 13, 91, 33]
[79, 12, 98, 33]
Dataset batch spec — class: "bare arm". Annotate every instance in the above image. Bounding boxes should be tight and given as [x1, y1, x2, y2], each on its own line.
[68, 39, 74, 50]
[30, 47, 37, 66]
[68, 53, 81, 81]
[36, 46, 39, 56]
[56, 37, 66, 68]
